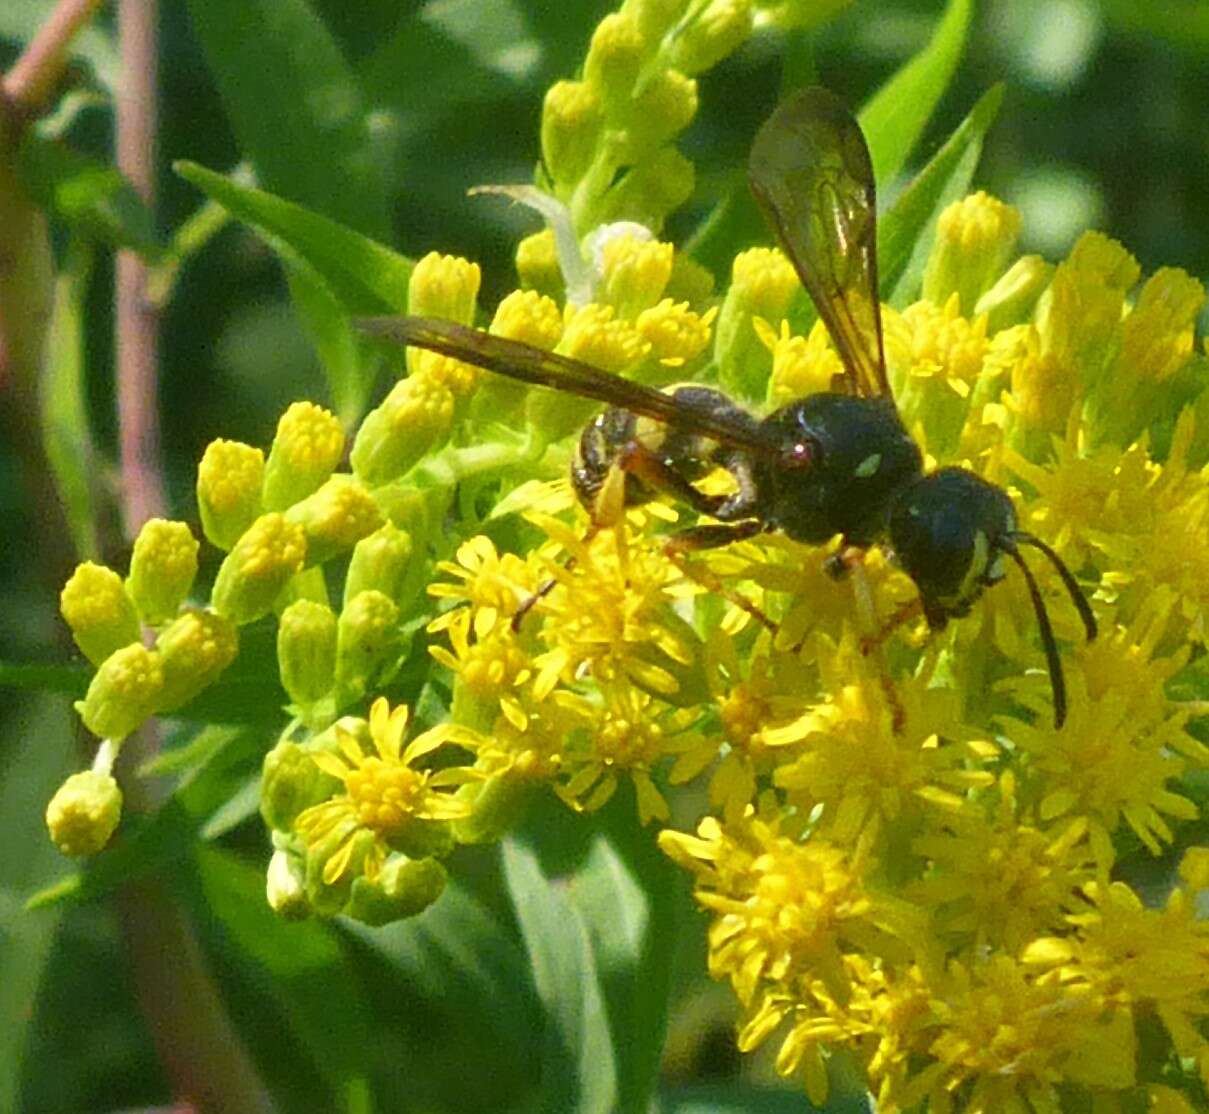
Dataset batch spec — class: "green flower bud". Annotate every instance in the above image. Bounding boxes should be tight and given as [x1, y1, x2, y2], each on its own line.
[541, 80, 603, 188]
[335, 590, 400, 700]
[596, 146, 694, 231]
[453, 774, 535, 845]
[262, 401, 346, 512]
[46, 770, 123, 856]
[60, 562, 140, 666]
[755, 0, 852, 31]
[515, 229, 564, 300]
[584, 12, 646, 106]
[715, 247, 800, 401]
[260, 738, 340, 831]
[387, 816, 455, 862]
[345, 855, 448, 926]
[345, 523, 413, 605]
[277, 599, 337, 706]
[211, 513, 307, 624]
[620, 69, 697, 158]
[284, 475, 383, 567]
[974, 255, 1054, 334]
[922, 191, 1022, 315]
[197, 439, 265, 551]
[265, 847, 311, 919]
[627, 0, 689, 40]
[349, 375, 456, 486]
[77, 642, 164, 740]
[155, 609, 239, 712]
[599, 233, 674, 320]
[666, 0, 752, 76]
[665, 251, 716, 306]
[303, 826, 363, 916]
[127, 519, 200, 625]
[407, 251, 481, 325]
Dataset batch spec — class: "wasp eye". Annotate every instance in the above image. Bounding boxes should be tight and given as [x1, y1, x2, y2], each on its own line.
[784, 439, 819, 469]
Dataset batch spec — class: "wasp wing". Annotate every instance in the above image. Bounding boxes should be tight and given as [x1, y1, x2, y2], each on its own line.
[358, 316, 785, 457]
[749, 86, 892, 400]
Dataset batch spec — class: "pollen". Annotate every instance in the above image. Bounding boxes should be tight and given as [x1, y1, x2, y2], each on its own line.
[635, 298, 715, 365]
[345, 757, 424, 834]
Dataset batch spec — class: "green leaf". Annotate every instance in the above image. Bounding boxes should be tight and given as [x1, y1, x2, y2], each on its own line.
[0, 661, 88, 696]
[566, 825, 685, 1114]
[660, 1082, 871, 1112]
[344, 873, 544, 1111]
[504, 837, 619, 1114]
[191, 847, 375, 1108]
[25, 725, 263, 910]
[0, 696, 76, 1114]
[17, 134, 162, 257]
[174, 161, 413, 314]
[185, 0, 390, 241]
[879, 85, 1004, 308]
[40, 239, 101, 559]
[859, 0, 973, 184]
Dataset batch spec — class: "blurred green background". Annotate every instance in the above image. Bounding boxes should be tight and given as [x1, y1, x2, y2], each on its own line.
[2, 1, 1208, 1111]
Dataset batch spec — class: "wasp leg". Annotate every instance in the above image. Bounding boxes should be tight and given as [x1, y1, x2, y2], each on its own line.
[663, 520, 778, 634]
[616, 442, 727, 517]
[857, 596, 924, 657]
[847, 562, 906, 734]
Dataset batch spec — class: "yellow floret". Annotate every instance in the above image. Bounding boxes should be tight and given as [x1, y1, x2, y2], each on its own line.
[407, 251, 481, 324]
[127, 518, 200, 625]
[262, 401, 346, 511]
[46, 770, 123, 856]
[60, 561, 140, 666]
[197, 439, 265, 551]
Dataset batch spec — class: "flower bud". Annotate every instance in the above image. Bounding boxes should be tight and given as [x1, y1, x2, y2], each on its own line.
[284, 475, 383, 567]
[622, 69, 698, 157]
[666, 0, 752, 76]
[262, 401, 346, 512]
[599, 234, 674, 319]
[197, 439, 265, 551]
[277, 599, 337, 706]
[211, 512, 308, 624]
[922, 192, 1021, 315]
[345, 855, 448, 926]
[335, 590, 400, 699]
[155, 609, 239, 712]
[260, 738, 340, 831]
[584, 12, 646, 106]
[666, 251, 715, 306]
[973, 255, 1053, 334]
[303, 826, 364, 915]
[46, 770, 123, 856]
[636, 299, 715, 366]
[541, 80, 603, 188]
[60, 562, 140, 666]
[126, 519, 200, 625]
[345, 523, 413, 605]
[515, 230, 564, 300]
[407, 251, 481, 324]
[453, 774, 535, 845]
[349, 375, 456, 486]
[628, 0, 688, 40]
[596, 146, 694, 231]
[77, 642, 164, 740]
[265, 848, 311, 919]
[715, 247, 800, 401]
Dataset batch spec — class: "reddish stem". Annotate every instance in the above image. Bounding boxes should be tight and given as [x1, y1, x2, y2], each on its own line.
[1, 0, 105, 112]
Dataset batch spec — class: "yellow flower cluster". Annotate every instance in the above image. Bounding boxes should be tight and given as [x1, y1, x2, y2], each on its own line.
[417, 191, 1209, 1110]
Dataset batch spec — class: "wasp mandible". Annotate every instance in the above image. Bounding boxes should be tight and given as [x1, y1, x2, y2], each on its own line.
[360, 86, 1097, 726]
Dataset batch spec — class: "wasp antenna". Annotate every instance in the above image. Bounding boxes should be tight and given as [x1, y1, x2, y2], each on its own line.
[1008, 531, 1097, 642]
[999, 539, 1068, 729]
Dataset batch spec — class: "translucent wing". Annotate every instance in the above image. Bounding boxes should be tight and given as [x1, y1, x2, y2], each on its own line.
[358, 316, 786, 457]
[749, 86, 892, 400]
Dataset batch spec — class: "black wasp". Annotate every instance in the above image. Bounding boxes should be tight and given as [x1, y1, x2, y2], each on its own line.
[359, 86, 1097, 727]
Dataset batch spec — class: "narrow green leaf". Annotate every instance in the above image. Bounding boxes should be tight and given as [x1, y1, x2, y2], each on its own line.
[191, 848, 374, 1106]
[17, 134, 162, 257]
[41, 239, 100, 559]
[879, 85, 1005, 308]
[0, 696, 75, 1114]
[859, 0, 973, 184]
[345, 875, 544, 1111]
[504, 838, 618, 1114]
[25, 726, 262, 910]
[174, 161, 413, 314]
[0, 661, 88, 696]
[185, 0, 390, 240]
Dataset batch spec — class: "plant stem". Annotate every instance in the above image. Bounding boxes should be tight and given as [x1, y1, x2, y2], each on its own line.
[1, 0, 105, 111]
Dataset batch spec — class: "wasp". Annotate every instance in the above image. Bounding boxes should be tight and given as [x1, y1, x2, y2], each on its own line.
[359, 86, 1097, 727]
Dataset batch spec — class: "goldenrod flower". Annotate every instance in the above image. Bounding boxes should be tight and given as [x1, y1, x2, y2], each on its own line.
[196, 438, 264, 551]
[46, 769, 123, 856]
[60, 561, 140, 666]
[261, 401, 346, 512]
[406, 251, 481, 325]
[210, 512, 307, 624]
[126, 518, 200, 625]
[294, 698, 482, 885]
